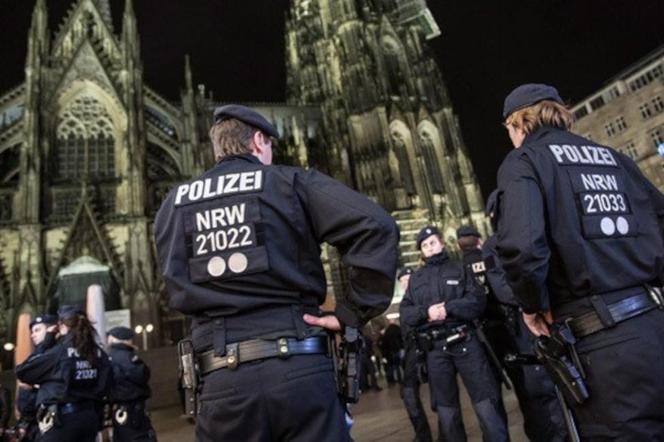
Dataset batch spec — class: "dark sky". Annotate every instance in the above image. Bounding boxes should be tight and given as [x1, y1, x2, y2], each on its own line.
[2, 1, 664, 195]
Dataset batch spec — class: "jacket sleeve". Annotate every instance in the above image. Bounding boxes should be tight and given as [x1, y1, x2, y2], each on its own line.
[496, 152, 551, 314]
[620, 151, 664, 233]
[296, 169, 400, 327]
[445, 267, 487, 321]
[482, 236, 518, 306]
[15, 347, 60, 386]
[399, 279, 429, 327]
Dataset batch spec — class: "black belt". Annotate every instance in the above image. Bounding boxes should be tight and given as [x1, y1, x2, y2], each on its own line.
[198, 336, 329, 376]
[568, 292, 657, 338]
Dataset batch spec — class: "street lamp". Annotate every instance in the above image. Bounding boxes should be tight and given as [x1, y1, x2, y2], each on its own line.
[2, 342, 15, 371]
[134, 324, 154, 351]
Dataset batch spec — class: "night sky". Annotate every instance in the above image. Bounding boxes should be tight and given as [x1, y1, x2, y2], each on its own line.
[1, 0, 664, 195]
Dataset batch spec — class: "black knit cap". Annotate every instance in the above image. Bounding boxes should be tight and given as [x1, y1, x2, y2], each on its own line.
[456, 224, 481, 239]
[503, 83, 563, 119]
[30, 314, 58, 329]
[416, 225, 441, 249]
[213, 104, 280, 139]
[57, 305, 86, 321]
[108, 326, 135, 341]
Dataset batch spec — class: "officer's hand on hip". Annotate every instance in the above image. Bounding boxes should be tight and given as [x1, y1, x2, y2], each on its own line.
[522, 311, 553, 337]
[303, 314, 342, 331]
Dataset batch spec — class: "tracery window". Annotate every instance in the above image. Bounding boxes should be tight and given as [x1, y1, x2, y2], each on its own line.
[55, 95, 115, 180]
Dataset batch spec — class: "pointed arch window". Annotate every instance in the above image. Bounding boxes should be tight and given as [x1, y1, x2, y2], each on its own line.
[420, 132, 444, 193]
[382, 37, 406, 96]
[55, 95, 115, 181]
[392, 134, 415, 195]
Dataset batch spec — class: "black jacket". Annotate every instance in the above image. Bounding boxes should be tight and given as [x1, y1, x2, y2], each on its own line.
[154, 154, 399, 334]
[400, 251, 486, 330]
[15, 334, 112, 406]
[109, 344, 151, 403]
[497, 126, 664, 313]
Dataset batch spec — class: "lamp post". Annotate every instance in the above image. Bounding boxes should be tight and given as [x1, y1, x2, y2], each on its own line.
[2, 342, 15, 371]
[134, 324, 154, 351]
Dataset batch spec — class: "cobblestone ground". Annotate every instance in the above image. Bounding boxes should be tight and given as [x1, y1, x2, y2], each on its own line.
[152, 379, 527, 442]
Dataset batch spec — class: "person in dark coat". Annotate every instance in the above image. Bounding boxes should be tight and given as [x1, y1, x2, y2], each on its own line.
[107, 326, 156, 441]
[497, 83, 664, 439]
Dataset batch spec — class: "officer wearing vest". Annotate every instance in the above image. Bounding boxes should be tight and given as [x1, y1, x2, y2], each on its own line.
[107, 326, 156, 442]
[15, 305, 113, 442]
[15, 314, 58, 441]
[154, 104, 399, 441]
[400, 226, 508, 442]
[497, 83, 664, 439]
[483, 192, 568, 442]
[398, 267, 434, 442]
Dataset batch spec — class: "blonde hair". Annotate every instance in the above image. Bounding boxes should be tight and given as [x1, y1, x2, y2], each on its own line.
[505, 100, 574, 135]
[209, 119, 257, 161]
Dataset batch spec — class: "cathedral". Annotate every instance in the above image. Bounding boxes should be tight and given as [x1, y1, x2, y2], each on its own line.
[0, 0, 486, 346]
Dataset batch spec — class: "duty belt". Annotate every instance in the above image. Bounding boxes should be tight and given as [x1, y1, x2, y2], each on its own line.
[568, 291, 659, 338]
[198, 336, 329, 376]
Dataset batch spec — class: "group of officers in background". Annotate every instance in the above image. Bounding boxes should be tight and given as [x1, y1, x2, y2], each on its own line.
[0, 308, 155, 441]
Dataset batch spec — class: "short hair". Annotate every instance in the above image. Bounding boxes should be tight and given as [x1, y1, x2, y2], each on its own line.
[457, 235, 480, 251]
[505, 100, 574, 135]
[209, 118, 257, 161]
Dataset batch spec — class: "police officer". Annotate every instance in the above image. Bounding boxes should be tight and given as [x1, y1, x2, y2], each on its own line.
[107, 326, 156, 441]
[400, 226, 508, 442]
[15, 314, 58, 441]
[15, 305, 113, 442]
[497, 83, 664, 439]
[398, 267, 434, 442]
[481, 194, 568, 442]
[154, 104, 399, 441]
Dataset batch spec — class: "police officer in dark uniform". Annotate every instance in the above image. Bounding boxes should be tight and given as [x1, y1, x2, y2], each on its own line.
[15, 305, 113, 442]
[107, 326, 156, 442]
[497, 83, 664, 439]
[400, 226, 508, 442]
[15, 314, 58, 441]
[398, 267, 434, 442]
[154, 104, 399, 441]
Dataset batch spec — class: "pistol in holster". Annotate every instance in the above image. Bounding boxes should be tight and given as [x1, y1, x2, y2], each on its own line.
[331, 327, 362, 404]
[534, 322, 590, 405]
[36, 404, 59, 434]
[177, 338, 200, 417]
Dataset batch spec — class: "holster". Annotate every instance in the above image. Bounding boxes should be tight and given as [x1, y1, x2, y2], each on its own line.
[534, 323, 590, 405]
[331, 327, 362, 404]
[177, 338, 200, 417]
[36, 404, 59, 434]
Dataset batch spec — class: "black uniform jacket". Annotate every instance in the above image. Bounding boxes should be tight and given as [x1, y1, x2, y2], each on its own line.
[16, 335, 56, 417]
[400, 251, 486, 330]
[482, 235, 518, 307]
[497, 126, 664, 313]
[15, 334, 112, 406]
[154, 154, 400, 329]
[108, 344, 151, 403]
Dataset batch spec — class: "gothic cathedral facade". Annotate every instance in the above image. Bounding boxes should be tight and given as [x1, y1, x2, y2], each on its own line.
[0, 0, 486, 344]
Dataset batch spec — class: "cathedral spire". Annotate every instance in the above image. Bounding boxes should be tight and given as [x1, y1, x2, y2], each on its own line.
[95, 0, 113, 27]
[122, 0, 139, 59]
[184, 54, 193, 92]
[27, 0, 48, 64]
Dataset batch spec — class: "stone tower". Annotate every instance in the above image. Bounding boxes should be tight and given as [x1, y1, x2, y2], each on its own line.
[285, 0, 488, 250]
[0, 0, 211, 344]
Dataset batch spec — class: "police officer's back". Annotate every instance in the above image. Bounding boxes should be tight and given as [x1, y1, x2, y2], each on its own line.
[497, 83, 664, 439]
[107, 326, 155, 442]
[15, 306, 112, 442]
[154, 105, 399, 441]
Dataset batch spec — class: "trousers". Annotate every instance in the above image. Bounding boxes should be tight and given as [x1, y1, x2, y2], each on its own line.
[196, 353, 350, 442]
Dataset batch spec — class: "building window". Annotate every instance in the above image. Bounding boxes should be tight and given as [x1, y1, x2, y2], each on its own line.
[615, 116, 628, 132]
[623, 141, 638, 160]
[652, 96, 664, 113]
[590, 95, 605, 111]
[629, 64, 664, 92]
[574, 106, 589, 120]
[419, 132, 445, 194]
[640, 103, 653, 119]
[605, 122, 616, 137]
[650, 126, 664, 150]
[608, 86, 621, 99]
